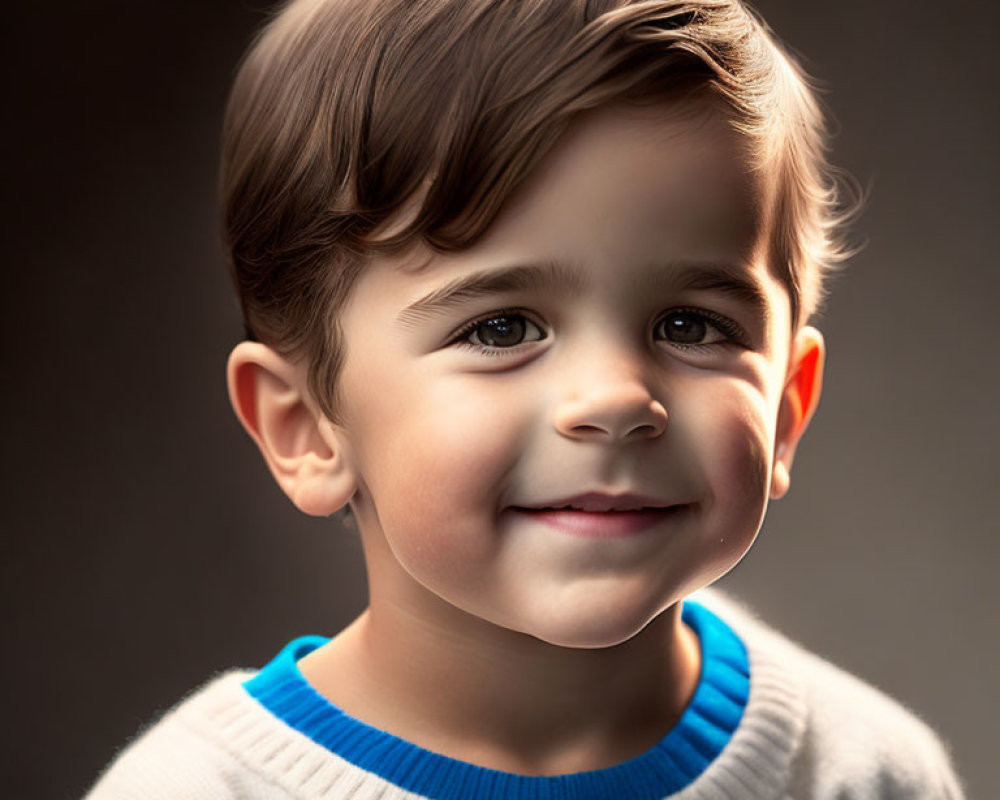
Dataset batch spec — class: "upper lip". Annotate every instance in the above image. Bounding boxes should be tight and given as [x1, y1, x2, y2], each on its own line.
[515, 492, 674, 513]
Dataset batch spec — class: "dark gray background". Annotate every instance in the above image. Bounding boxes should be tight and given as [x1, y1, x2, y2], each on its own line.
[2, 2, 996, 798]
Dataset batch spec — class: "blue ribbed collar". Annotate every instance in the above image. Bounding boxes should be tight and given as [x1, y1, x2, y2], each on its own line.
[243, 600, 748, 800]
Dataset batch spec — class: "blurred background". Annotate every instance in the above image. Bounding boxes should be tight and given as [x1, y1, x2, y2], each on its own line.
[1, 1, 996, 798]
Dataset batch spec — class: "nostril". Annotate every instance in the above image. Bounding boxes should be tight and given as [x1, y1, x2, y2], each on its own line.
[628, 422, 660, 435]
[570, 424, 610, 437]
[555, 394, 667, 442]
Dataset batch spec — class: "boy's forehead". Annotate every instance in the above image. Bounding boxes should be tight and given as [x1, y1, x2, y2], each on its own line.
[514, 101, 760, 244]
[391, 98, 770, 290]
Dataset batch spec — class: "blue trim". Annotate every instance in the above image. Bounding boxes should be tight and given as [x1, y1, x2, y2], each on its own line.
[243, 600, 748, 800]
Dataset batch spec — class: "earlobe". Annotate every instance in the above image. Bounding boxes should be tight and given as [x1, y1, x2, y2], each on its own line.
[770, 326, 825, 500]
[227, 342, 356, 516]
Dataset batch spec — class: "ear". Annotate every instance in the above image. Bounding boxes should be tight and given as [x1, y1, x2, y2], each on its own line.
[226, 342, 356, 516]
[770, 326, 825, 500]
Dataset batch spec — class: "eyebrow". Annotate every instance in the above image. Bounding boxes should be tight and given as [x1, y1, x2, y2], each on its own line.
[652, 262, 772, 322]
[394, 259, 771, 329]
[395, 261, 585, 329]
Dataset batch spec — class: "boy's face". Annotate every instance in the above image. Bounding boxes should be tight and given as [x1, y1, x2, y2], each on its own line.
[326, 99, 818, 648]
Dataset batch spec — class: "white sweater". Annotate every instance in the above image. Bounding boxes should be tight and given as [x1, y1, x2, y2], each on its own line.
[84, 592, 965, 799]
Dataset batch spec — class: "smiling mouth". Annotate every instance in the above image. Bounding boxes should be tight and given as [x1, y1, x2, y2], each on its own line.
[515, 491, 675, 514]
[521, 504, 671, 513]
[511, 504, 686, 538]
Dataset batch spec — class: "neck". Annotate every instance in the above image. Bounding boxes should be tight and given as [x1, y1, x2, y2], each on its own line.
[299, 589, 700, 775]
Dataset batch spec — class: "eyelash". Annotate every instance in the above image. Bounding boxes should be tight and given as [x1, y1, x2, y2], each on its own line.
[654, 306, 749, 350]
[448, 306, 747, 355]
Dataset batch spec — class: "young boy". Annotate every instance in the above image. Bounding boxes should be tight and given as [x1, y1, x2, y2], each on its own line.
[86, 0, 965, 797]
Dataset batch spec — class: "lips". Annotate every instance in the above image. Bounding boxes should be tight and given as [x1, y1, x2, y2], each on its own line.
[516, 491, 672, 513]
[511, 492, 684, 538]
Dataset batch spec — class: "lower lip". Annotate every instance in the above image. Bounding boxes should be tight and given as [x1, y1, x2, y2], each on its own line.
[512, 506, 684, 538]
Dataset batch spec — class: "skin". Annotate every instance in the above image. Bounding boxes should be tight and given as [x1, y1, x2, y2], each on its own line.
[227, 98, 825, 775]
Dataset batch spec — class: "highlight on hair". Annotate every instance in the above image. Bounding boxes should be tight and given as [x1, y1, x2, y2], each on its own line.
[221, 0, 858, 421]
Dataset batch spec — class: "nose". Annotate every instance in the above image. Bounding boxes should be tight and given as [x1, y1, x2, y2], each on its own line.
[553, 359, 667, 443]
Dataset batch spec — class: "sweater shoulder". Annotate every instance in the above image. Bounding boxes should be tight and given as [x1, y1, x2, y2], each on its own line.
[83, 670, 278, 800]
[694, 589, 966, 800]
[789, 644, 964, 799]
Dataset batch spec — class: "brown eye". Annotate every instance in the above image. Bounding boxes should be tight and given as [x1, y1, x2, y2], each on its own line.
[655, 310, 728, 346]
[467, 314, 545, 348]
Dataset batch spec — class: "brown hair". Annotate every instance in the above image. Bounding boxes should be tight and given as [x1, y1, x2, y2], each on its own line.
[221, 0, 856, 421]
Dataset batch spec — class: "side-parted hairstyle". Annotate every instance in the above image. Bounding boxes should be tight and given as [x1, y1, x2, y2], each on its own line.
[222, 0, 856, 421]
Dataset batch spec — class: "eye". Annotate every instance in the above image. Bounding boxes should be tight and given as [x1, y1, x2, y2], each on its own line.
[454, 310, 547, 352]
[654, 308, 745, 349]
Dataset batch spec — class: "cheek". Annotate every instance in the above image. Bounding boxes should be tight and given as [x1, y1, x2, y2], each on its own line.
[686, 385, 774, 535]
[718, 436, 773, 569]
[349, 375, 530, 567]
[403, 378, 529, 498]
[714, 413, 771, 522]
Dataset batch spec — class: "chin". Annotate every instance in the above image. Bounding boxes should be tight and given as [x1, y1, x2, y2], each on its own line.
[516, 603, 674, 650]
